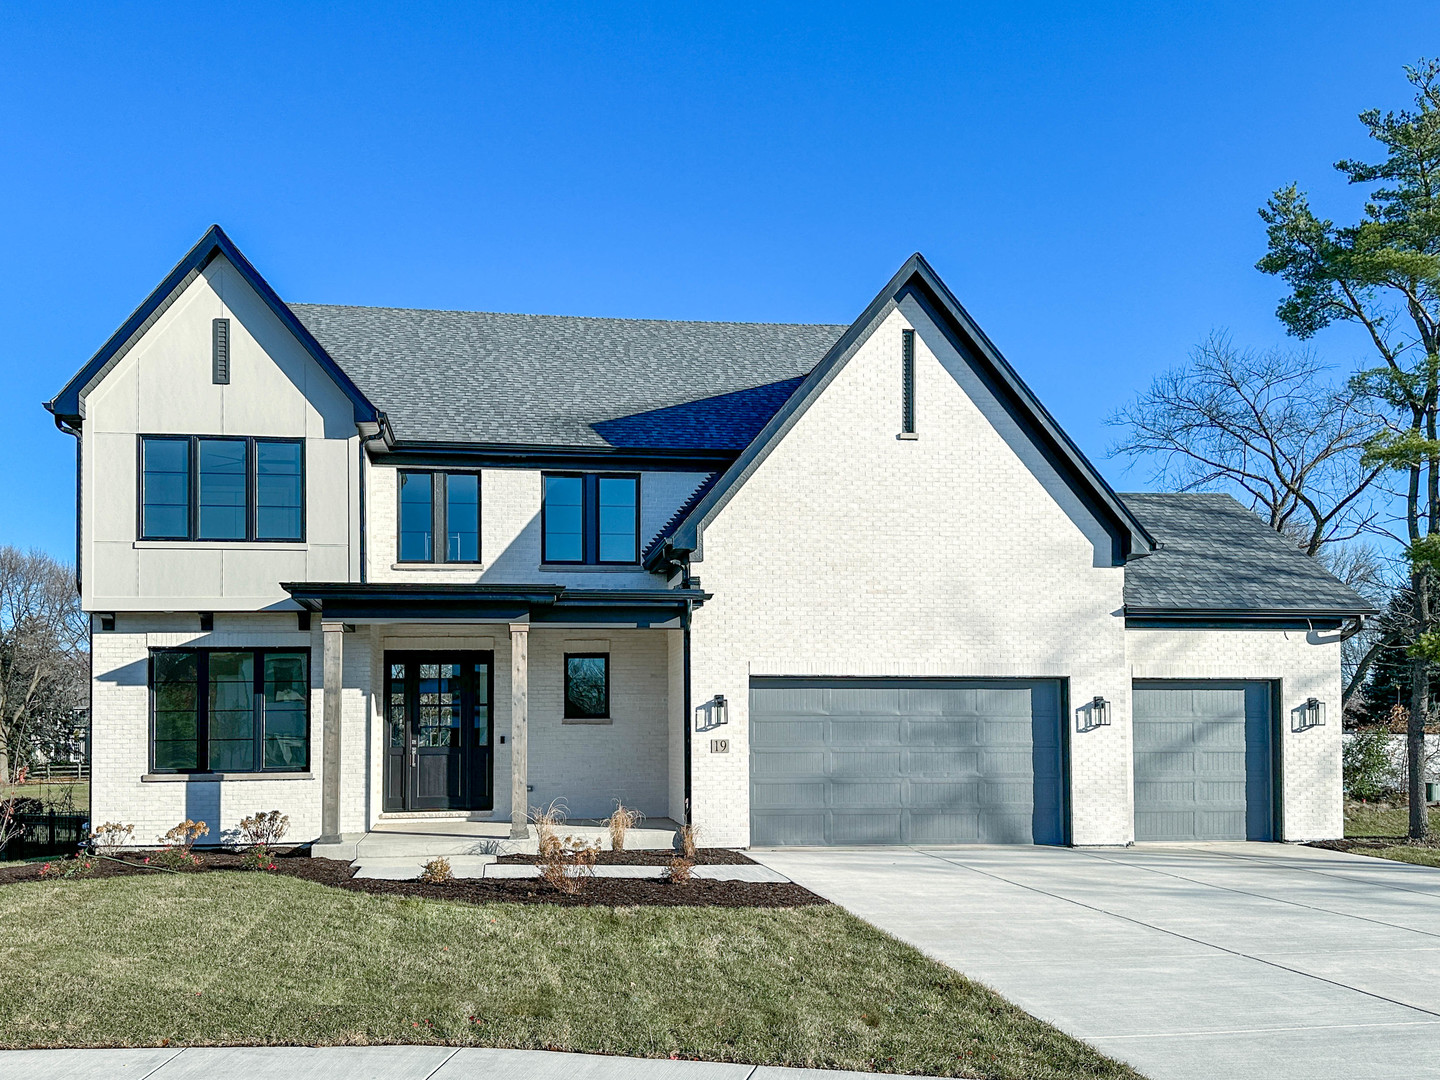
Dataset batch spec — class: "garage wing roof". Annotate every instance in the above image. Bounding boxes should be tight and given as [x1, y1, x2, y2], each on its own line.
[1121, 492, 1377, 617]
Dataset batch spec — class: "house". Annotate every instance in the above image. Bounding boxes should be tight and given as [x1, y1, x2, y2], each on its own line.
[44, 226, 1374, 851]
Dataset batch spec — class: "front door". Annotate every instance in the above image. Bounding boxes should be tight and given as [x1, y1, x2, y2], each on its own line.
[384, 652, 493, 812]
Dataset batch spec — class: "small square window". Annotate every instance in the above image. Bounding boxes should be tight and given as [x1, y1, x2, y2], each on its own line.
[564, 654, 609, 720]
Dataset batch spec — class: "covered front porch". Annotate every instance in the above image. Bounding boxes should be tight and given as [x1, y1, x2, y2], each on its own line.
[284, 583, 705, 856]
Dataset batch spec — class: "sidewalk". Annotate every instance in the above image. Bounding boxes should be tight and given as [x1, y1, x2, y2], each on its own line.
[0, 1046, 947, 1079]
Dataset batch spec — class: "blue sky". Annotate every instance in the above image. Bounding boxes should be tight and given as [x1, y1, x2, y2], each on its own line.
[2, 3, 1434, 559]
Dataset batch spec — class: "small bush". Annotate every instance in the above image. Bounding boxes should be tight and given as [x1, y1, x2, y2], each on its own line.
[155, 819, 209, 871]
[604, 802, 643, 851]
[89, 822, 134, 855]
[419, 856, 453, 884]
[39, 856, 97, 880]
[238, 810, 289, 848]
[677, 823, 698, 860]
[664, 857, 693, 885]
[1345, 730, 1401, 802]
[538, 835, 598, 895]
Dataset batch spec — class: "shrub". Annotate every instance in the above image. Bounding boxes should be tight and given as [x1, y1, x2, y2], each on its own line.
[419, 856, 453, 884]
[537, 834, 598, 895]
[677, 823, 698, 860]
[40, 855, 97, 880]
[604, 802, 642, 851]
[155, 819, 209, 870]
[237, 810, 289, 849]
[89, 822, 134, 855]
[664, 856, 693, 885]
[1345, 730, 1401, 802]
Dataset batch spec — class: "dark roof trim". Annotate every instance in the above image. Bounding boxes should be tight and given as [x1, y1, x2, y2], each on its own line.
[281, 582, 709, 624]
[45, 225, 381, 428]
[370, 442, 736, 473]
[664, 253, 1156, 562]
[1126, 615, 1356, 631]
[1127, 604, 1377, 619]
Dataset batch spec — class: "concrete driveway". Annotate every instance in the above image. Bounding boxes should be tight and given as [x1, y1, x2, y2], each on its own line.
[749, 843, 1440, 1080]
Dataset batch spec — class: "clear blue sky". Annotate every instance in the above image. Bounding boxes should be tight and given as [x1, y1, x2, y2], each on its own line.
[3, 3, 1434, 560]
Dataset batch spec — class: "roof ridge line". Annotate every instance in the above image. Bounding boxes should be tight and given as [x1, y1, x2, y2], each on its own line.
[289, 300, 850, 330]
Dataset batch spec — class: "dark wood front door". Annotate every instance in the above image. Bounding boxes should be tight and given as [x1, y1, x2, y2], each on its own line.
[384, 651, 493, 812]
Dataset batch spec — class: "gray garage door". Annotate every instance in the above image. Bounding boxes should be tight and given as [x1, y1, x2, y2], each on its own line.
[749, 678, 1066, 846]
[1132, 681, 1274, 841]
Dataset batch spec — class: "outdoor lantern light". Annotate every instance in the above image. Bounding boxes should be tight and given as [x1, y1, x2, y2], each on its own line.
[1303, 697, 1326, 727]
[1091, 696, 1111, 727]
[712, 693, 729, 725]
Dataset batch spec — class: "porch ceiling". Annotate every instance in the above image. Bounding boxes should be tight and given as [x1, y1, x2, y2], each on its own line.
[280, 581, 709, 627]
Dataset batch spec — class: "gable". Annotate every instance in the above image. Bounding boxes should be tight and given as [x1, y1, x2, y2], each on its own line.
[655, 254, 1155, 569]
[46, 225, 378, 430]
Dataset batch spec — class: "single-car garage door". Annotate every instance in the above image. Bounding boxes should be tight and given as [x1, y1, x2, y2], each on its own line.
[749, 678, 1066, 846]
[1132, 681, 1275, 841]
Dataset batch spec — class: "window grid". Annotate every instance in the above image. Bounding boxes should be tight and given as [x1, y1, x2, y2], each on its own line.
[397, 470, 482, 564]
[149, 647, 311, 774]
[138, 435, 304, 542]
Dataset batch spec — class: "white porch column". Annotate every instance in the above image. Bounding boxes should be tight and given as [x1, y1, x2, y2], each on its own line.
[319, 620, 345, 843]
[509, 622, 530, 839]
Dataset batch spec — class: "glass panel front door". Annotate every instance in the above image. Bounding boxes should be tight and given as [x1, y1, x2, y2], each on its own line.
[383, 651, 493, 812]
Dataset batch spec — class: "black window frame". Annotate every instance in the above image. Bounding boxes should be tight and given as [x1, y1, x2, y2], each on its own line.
[137, 435, 306, 543]
[541, 472, 641, 565]
[563, 652, 610, 720]
[396, 469, 483, 565]
[147, 646, 312, 774]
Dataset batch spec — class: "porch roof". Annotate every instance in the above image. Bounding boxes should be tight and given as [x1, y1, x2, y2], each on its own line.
[280, 582, 708, 627]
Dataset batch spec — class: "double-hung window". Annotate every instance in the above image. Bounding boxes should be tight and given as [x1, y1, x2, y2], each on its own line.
[397, 471, 481, 563]
[139, 436, 304, 541]
[542, 473, 639, 564]
[151, 648, 310, 773]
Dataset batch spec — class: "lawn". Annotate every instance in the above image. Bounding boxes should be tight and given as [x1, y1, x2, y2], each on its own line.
[1, 780, 88, 812]
[0, 872, 1140, 1079]
[1334, 801, 1440, 868]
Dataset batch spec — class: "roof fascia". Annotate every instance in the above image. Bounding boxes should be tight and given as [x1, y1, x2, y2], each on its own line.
[371, 441, 736, 472]
[45, 225, 380, 428]
[668, 253, 1156, 561]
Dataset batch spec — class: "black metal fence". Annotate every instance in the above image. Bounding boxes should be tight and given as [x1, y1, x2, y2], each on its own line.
[1, 811, 88, 860]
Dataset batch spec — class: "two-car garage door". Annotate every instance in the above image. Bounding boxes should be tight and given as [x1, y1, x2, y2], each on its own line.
[749, 678, 1067, 846]
[749, 676, 1276, 846]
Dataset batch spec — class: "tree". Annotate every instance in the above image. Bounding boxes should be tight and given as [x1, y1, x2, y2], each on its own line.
[1257, 58, 1440, 838]
[0, 547, 87, 781]
[1110, 332, 1383, 556]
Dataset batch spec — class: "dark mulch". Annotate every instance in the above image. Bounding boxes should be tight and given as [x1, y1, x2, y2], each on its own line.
[495, 846, 754, 866]
[0, 850, 825, 909]
[1311, 836, 1440, 854]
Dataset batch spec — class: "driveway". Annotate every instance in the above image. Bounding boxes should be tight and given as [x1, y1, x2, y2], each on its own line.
[749, 843, 1440, 1080]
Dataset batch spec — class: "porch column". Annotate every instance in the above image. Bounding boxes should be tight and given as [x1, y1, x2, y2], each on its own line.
[509, 622, 530, 840]
[319, 620, 345, 843]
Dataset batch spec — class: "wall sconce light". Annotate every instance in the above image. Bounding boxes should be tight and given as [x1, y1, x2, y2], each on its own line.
[1091, 696, 1111, 727]
[711, 694, 728, 726]
[1301, 697, 1326, 728]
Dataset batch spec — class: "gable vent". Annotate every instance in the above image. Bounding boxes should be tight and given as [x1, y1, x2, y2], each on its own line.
[901, 328, 916, 435]
[212, 317, 231, 385]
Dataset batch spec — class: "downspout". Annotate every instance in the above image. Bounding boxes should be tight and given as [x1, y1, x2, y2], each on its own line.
[681, 559, 695, 827]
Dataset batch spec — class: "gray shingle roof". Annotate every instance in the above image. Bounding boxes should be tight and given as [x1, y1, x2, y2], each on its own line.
[288, 304, 845, 447]
[1121, 492, 1375, 615]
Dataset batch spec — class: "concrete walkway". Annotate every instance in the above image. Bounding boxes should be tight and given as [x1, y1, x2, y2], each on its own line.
[750, 843, 1440, 1080]
[0, 1046, 945, 1079]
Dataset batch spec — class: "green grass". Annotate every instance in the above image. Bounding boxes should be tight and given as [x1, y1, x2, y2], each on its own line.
[1356, 845, 1440, 868]
[1344, 801, 1440, 838]
[1, 780, 88, 812]
[0, 872, 1139, 1079]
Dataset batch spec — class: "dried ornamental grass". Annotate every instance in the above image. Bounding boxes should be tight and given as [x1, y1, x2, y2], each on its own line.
[604, 802, 643, 850]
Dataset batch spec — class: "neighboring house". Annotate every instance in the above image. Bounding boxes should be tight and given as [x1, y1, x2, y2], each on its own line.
[44, 226, 1374, 850]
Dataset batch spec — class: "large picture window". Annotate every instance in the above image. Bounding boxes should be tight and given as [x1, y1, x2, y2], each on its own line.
[150, 648, 310, 773]
[542, 473, 639, 564]
[139, 436, 304, 542]
[397, 471, 481, 564]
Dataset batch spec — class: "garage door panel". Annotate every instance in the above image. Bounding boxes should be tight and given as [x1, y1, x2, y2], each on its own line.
[1133, 680, 1272, 842]
[752, 812, 825, 846]
[750, 678, 1065, 846]
[751, 719, 826, 748]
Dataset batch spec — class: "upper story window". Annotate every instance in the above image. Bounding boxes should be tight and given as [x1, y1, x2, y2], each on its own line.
[398, 470, 481, 564]
[542, 473, 639, 565]
[139, 436, 304, 542]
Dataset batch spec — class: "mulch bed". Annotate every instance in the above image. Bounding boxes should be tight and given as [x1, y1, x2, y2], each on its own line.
[495, 847, 754, 866]
[1310, 836, 1440, 854]
[0, 850, 825, 909]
